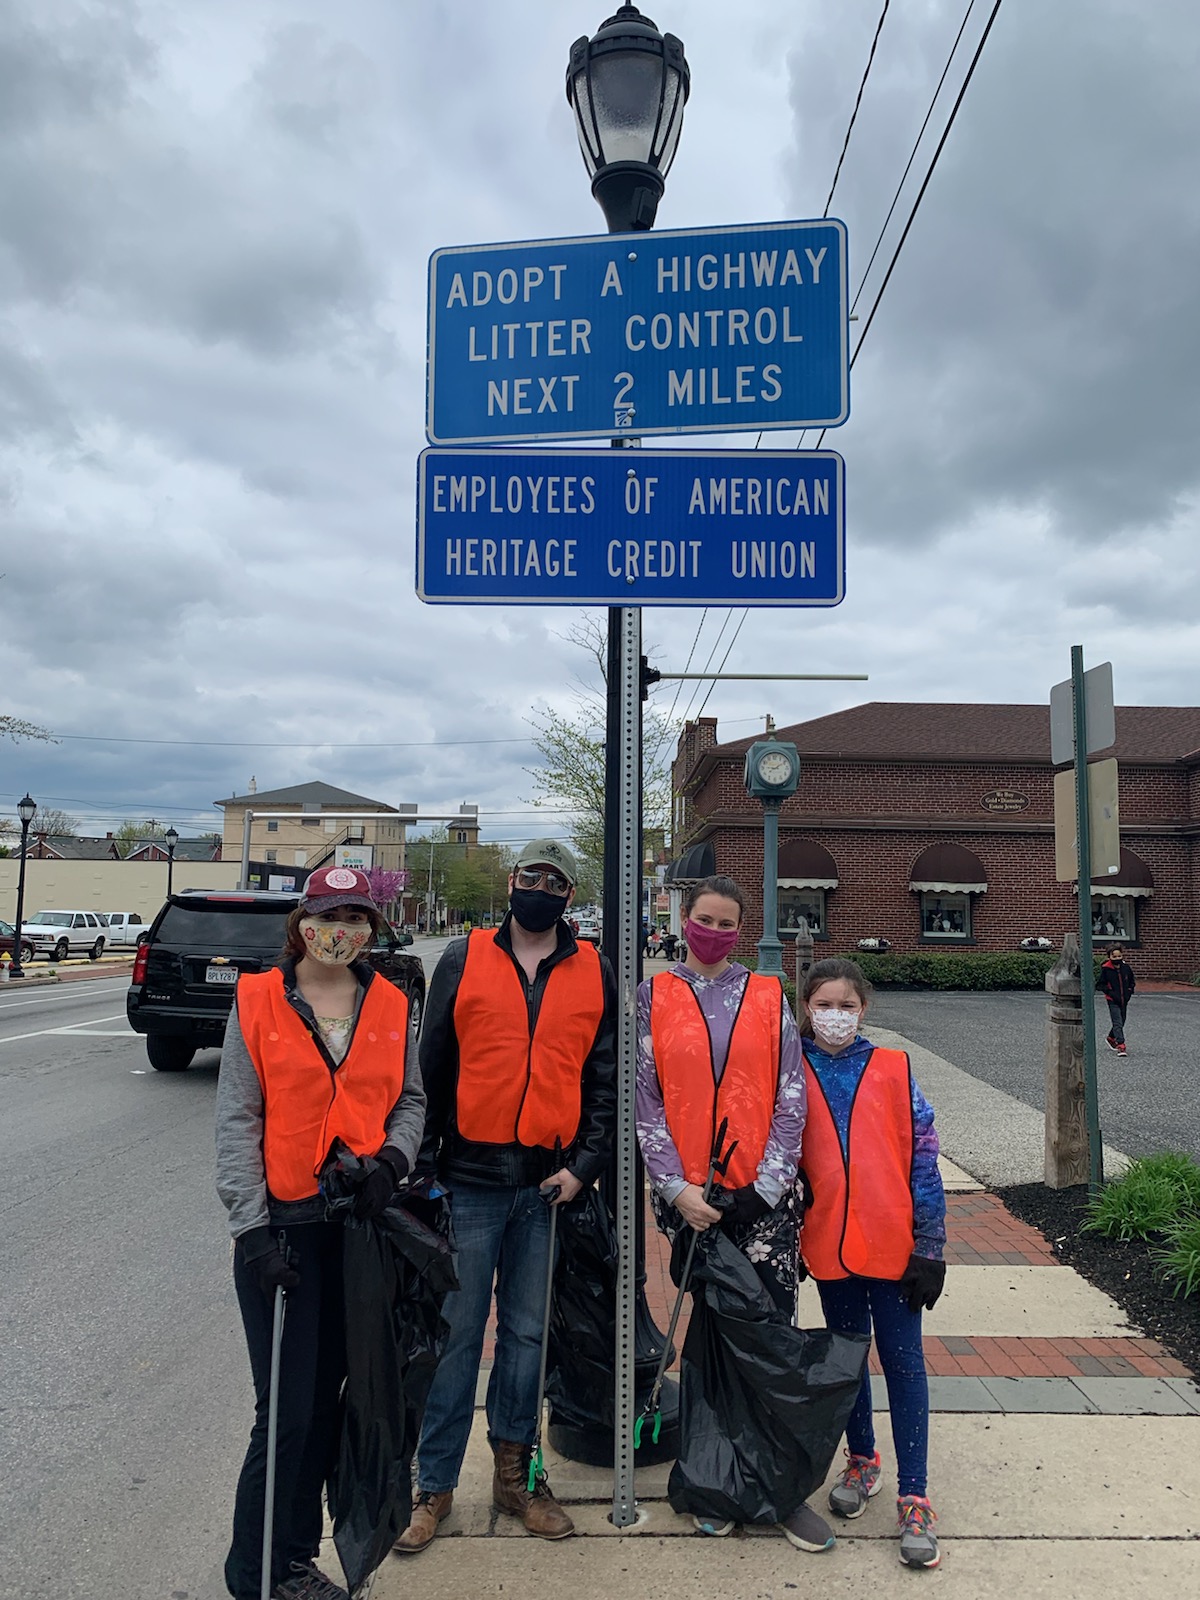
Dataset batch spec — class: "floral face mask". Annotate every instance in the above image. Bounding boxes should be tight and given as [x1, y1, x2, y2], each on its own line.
[299, 917, 374, 966]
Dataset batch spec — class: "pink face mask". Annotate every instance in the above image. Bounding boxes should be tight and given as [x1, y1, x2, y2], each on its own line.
[684, 919, 739, 965]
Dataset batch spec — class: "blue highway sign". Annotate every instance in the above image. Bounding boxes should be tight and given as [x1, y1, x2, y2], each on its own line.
[416, 448, 845, 607]
[426, 219, 848, 445]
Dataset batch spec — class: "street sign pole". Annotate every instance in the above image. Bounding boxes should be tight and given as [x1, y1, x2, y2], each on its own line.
[1071, 645, 1105, 1194]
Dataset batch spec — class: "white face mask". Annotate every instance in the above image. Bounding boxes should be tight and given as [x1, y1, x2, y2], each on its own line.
[299, 917, 373, 966]
[810, 1007, 860, 1049]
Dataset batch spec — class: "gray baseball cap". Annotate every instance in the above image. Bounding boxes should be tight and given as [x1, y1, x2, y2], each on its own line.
[513, 837, 579, 887]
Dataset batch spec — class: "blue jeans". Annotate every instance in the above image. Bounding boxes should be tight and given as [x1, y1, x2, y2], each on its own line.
[416, 1182, 551, 1493]
[817, 1276, 930, 1498]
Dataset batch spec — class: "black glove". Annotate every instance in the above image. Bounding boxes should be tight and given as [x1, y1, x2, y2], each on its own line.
[899, 1252, 945, 1314]
[352, 1148, 410, 1220]
[720, 1183, 772, 1231]
[240, 1227, 301, 1293]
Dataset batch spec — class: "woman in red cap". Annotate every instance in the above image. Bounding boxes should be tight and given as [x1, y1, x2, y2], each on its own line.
[215, 866, 426, 1600]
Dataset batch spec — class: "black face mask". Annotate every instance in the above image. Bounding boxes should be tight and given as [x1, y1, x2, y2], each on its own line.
[510, 888, 566, 933]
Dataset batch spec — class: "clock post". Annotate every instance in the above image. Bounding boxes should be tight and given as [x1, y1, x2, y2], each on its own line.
[743, 737, 802, 980]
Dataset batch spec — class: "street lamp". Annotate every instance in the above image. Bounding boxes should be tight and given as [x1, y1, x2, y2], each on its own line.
[555, 5, 690, 1488]
[743, 738, 802, 979]
[567, 4, 690, 233]
[11, 794, 36, 979]
[164, 826, 179, 897]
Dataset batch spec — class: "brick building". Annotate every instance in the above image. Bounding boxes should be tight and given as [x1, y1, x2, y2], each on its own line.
[670, 703, 1200, 981]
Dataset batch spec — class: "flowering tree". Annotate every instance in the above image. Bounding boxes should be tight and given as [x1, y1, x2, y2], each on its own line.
[365, 867, 408, 910]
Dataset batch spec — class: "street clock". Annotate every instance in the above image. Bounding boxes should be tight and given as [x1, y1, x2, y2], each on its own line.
[743, 738, 801, 801]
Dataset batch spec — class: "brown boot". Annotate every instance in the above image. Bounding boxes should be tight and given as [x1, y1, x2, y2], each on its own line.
[491, 1441, 574, 1539]
[392, 1490, 453, 1554]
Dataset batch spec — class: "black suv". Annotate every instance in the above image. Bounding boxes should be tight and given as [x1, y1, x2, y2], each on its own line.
[126, 890, 426, 1072]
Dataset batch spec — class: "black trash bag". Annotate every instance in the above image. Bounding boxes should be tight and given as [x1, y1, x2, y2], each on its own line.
[544, 1186, 619, 1430]
[666, 1225, 870, 1528]
[321, 1152, 457, 1594]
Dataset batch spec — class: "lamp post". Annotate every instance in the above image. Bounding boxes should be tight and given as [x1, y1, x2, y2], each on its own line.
[164, 826, 179, 897]
[564, 4, 690, 1510]
[743, 739, 802, 979]
[12, 794, 36, 979]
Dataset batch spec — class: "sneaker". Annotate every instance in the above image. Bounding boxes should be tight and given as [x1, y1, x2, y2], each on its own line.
[1117, 1043, 1127, 1057]
[897, 1495, 940, 1568]
[779, 1501, 836, 1552]
[828, 1449, 883, 1518]
[272, 1561, 349, 1600]
[1105, 1034, 1118, 1052]
[692, 1514, 735, 1536]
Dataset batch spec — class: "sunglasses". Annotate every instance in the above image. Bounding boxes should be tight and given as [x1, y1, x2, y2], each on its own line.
[515, 867, 572, 896]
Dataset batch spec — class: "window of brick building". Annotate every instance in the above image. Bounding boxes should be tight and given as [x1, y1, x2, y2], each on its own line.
[779, 887, 827, 938]
[1091, 894, 1136, 942]
[920, 892, 972, 940]
[777, 838, 838, 942]
[910, 843, 987, 946]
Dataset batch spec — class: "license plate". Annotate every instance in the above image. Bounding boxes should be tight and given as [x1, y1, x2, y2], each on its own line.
[205, 965, 238, 985]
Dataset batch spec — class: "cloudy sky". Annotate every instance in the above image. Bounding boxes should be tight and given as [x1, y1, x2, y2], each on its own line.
[1, 0, 1196, 850]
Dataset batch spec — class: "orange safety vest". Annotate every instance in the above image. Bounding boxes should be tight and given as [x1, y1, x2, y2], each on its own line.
[650, 969, 782, 1191]
[800, 1047, 915, 1281]
[237, 967, 409, 1203]
[453, 929, 604, 1149]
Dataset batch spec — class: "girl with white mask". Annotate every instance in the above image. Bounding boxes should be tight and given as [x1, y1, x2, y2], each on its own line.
[798, 958, 946, 1570]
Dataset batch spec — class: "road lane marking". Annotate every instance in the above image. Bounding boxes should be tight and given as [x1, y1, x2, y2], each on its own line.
[0, 1014, 128, 1044]
[0, 980, 129, 1012]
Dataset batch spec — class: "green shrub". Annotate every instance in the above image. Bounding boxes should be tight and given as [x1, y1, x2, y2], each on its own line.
[827, 950, 1058, 991]
[1152, 1214, 1200, 1299]
[1083, 1152, 1200, 1241]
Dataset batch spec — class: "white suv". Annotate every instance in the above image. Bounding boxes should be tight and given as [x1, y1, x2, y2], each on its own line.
[21, 910, 107, 961]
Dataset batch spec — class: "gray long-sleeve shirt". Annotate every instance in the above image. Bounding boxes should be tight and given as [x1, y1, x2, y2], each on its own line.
[215, 963, 426, 1239]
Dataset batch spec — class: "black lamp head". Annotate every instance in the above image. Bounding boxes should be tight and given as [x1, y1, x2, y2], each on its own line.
[567, 4, 690, 233]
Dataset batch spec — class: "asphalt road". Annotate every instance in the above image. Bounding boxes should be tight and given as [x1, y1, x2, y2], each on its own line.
[869, 987, 1200, 1163]
[0, 975, 243, 1600]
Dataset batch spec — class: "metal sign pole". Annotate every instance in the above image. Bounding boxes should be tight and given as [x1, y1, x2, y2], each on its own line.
[1071, 646, 1104, 1193]
[612, 604, 642, 1530]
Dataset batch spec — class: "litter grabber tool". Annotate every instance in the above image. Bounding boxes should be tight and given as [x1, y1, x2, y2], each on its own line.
[260, 1266, 291, 1600]
[635, 1117, 739, 1449]
[527, 1136, 563, 1494]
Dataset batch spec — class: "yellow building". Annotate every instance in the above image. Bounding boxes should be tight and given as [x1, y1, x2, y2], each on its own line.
[215, 781, 412, 877]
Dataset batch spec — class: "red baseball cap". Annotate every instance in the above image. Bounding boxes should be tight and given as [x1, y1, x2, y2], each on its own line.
[301, 865, 378, 915]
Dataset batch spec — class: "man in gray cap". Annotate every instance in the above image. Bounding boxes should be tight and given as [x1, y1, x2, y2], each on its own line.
[397, 838, 616, 1552]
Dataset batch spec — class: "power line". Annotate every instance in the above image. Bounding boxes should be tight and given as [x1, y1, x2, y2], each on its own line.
[47, 732, 538, 750]
[850, 0, 980, 316]
[823, 0, 892, 217]
[696, 2, 1003, 723]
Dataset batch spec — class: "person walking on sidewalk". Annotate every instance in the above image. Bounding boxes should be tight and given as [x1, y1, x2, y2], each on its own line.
[396, 838, 617, 1554]
[798, 957, 947, 1571]
[636, 873, 836, 1555]
[216, 866, 426, 1600]
[1098, 944, 1136, 1056]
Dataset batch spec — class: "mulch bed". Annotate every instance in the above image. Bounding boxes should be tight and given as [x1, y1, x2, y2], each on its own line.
[998, 1182, 1200, 1380]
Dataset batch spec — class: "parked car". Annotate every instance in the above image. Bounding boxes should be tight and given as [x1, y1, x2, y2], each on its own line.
[102, 911, 155, 948]
[126, 889, 427, 1073]
[20, 910, 107, 961]
[573, 916, 602, 944]
[0, 919, 34, 966]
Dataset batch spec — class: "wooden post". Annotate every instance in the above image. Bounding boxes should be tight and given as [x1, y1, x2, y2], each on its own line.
[1045, 932, 1089, 1188]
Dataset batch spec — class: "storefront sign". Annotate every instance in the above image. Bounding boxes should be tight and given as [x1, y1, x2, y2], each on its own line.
[981, 789, 1029, 813]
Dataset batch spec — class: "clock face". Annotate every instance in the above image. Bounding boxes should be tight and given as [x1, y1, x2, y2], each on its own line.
[757, 750, 793, 786]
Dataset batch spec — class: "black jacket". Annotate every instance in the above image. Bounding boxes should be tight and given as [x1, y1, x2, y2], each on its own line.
[417, 913, 618, 1190]
[1098, 958, 1136, 1008]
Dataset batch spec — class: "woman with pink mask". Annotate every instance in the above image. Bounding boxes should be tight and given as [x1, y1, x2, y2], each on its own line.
[635, 874, 833, 1554]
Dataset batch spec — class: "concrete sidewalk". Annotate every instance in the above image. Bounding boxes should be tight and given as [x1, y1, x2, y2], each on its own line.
[361, 1025, 1200, 1599]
